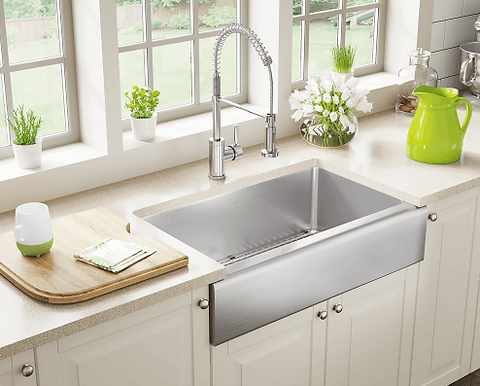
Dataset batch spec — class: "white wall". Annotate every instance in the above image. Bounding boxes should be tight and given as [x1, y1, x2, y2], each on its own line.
[429, 0, 480, 88]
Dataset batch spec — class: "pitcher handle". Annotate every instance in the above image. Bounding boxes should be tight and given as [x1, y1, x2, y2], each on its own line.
[460, 54, 476, 87]
[455, 97, 473, 138]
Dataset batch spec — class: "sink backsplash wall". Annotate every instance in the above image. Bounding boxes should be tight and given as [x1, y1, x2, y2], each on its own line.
[429, 0, 480, 89]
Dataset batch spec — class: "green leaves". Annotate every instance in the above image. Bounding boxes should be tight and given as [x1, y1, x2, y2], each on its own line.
[201, 5, 236, 28]
[331, 45, 358, 73]
[124, 86, 161, 119]
[8, 104, 42, 146]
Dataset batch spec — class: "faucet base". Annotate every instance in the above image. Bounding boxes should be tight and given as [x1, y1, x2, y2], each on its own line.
[261, 149, 279, 158]
[209, 174, 226, 181]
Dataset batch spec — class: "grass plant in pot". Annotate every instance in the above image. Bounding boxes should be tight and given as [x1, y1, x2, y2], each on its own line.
[331, 45, 358, 81]
[9, 104, 42, 169]
[124, 86, 160, 141]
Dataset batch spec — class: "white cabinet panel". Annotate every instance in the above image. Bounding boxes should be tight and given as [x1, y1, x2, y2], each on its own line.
[322, 268, 416, 386]
[0, 350, 37, 386]
[0, 357, 14, 386]
[411, 197, 477, 386]
[35, 289, 210, 386]
[60, 305, 193, 386]
[211, 308, 314, 386]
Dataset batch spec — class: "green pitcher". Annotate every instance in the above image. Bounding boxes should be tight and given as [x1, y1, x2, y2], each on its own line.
[406, 86, 472, 164]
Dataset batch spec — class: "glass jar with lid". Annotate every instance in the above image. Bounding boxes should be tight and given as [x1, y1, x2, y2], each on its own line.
[395, 48, 438, 116]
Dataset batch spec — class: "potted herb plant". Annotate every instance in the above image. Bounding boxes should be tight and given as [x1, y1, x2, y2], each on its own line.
[124, 86, 160, 141]
[331, 45, 358, 81]
[9, 104, 42, 169]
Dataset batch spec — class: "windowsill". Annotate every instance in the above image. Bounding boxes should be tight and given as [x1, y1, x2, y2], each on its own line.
[123, 103, 265, 151]
[0, 142, 107, 183]
[359, 71, 398, 91]
[0, 72, 398, 186]
[123, 72, 399, 150]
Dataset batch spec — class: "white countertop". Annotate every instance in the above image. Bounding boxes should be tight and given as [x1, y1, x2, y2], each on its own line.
[1, 107, 480, 360]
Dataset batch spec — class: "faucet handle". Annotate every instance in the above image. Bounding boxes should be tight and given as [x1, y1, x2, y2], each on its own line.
[224, 125, 243, 162]
[233, 125, 239, 146]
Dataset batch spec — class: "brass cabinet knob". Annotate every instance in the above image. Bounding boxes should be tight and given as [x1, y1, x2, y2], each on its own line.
[332, 303, 343, 313]
[197, 298, 209, 309]
[318, 310, 328, 320]
[20, 364, 34, 377]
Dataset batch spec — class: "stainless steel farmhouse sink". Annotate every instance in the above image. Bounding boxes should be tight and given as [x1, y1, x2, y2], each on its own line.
[142, 167, 428, 345]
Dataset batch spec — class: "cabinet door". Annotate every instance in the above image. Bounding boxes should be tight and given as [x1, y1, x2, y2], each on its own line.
[211, 307, 315, 386]
[0, 350, 37, 386]
[55, 292, 194, 386]
[322, 267, 418, 386]
[411, 195, 477, 386]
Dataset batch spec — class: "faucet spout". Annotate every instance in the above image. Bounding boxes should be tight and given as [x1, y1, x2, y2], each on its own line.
[209, 23, 279, 181]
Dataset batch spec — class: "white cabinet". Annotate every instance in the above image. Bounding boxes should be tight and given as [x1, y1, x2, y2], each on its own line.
[211, 306, 315, 386]
[211, 266, 418, 386]
[411, 189, 479, 386]
[320, 267, 418, 386]
[0, 350, 37, 386]
[36, 287, 210, 386]
[468, 189, 480, 372]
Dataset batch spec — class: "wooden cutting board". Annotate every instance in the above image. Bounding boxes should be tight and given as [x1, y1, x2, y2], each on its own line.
[0, 207, 188, 304]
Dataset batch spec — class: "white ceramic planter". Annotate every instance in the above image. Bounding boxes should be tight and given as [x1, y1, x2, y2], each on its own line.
[130, 113, 157, 141]
[12, 137, 42, 169]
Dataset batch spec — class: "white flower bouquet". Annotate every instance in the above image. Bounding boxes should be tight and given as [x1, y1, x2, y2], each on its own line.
[290, 71, 373, 147]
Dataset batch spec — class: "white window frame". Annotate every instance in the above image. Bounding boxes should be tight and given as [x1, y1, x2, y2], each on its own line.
[292, 0, 387, 91]
[119, 0, 247, 130]
[0, 0, 79, 160]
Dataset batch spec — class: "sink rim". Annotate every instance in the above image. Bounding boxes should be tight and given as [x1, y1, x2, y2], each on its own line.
[138, 165, 418, 275]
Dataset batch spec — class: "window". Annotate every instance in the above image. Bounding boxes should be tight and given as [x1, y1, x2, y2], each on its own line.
[0, 0, 78, 158]
[117, 0, 244, 125]
[292, 0, 386, 88]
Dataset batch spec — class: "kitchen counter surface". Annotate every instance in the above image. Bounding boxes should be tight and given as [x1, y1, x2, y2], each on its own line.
[1, 107, 480, 360]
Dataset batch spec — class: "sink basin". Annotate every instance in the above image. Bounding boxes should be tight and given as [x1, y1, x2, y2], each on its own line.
[141, 167, 427, 345]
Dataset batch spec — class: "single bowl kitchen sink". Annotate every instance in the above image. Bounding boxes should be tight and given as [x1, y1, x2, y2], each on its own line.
[140, 167, 427, 345]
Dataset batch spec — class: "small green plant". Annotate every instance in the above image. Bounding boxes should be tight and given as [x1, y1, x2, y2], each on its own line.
[124, 86, 160, 119]
[165, 11, 190, 29]
[331, 45, 358, 73]
[8, 104, 42, 146]
[201, 5, 236, 28]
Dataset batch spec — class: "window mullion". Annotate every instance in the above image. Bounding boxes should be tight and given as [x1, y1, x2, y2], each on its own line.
[339, 0, 346, 47]
[192, 0, 199, 105]
[303, 0, 310, 80]
[56, 0, 65, 57]
[0, 0, 13, 142]
[144, 0, 154, 90]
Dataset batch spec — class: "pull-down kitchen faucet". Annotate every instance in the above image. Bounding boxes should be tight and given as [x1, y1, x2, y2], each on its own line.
[209, 23, 279, 180]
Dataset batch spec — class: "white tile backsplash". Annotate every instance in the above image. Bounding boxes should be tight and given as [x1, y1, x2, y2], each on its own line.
[433, 0, 463, 22]
[430, 48, 461, 78]
[429, 1, 479, 84]
[463, 0, 480, 16]
[444, 14, 477, 48]
[431, 22, 446, 51]
[438, 74, 465, 89]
